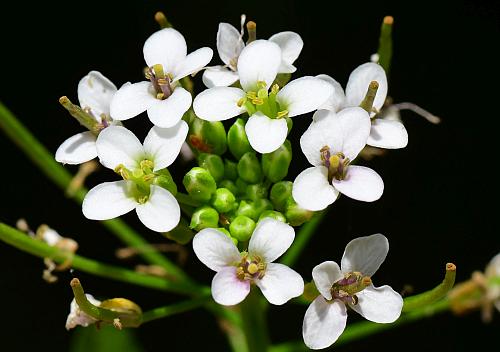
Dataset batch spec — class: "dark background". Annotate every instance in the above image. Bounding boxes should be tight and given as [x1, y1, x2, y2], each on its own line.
[0, 0, 498, 350]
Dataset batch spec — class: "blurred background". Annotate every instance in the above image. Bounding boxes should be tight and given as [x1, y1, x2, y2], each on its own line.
[0, 0, 498, 350]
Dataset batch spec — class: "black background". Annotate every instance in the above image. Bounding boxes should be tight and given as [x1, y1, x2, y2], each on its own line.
[0, 0, 499, 351]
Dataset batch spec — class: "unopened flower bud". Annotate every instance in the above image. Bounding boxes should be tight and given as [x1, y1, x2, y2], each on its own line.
[217, 227, 238, 246]
[219, 179, 238, 195]
[211, 188, 237, 213]
[188, 115, 227, 155]
[235, 200, 258, 220]
[183, 167, 217, 203]
[224, 159, 238, 181]
[198, 153, 225, 182]
[262, 140, 292, 182]
[190, 206, 219, 231]
[258, 210, 286, 223]
[252, 198, 273, 218]
[238, 152, 263, 184]
[154, 168, 177, 196]
[270, 181, 293, 212]
[235, 178, 249, 196]
[246, 183, 269, 201]
[229, 215, 256, 242]
[285, 196, 314, 226]
[228, 118, 252, 159]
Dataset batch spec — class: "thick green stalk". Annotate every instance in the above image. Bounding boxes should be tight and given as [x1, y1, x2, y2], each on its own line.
[240, 289, 269, 352]
[142, 295, 212, 323]
[377, 16, 393, 74]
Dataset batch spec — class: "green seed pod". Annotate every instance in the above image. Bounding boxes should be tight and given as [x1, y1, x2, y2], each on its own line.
[224, 159, 238, 181]
[270, 181, 293, 212]
[187, 115, 227, 155]
[227, 118, 252, 159]
[235, 178, 249, 196]
[198, 153, 225, 182]
[211, 188, 237, 213]
[245, 183, 269, 201]
[284, 196, 314, 226]
[262, 140, 292, 183]
[183, 167, 217, 203]
[154, 168, 177, 196]
[237, 152, 263, 184]
[190, 206, 219, 231]
[219, 180, 238, 196]
[229, 215, 256, 242]
[258, 210, 287, 223]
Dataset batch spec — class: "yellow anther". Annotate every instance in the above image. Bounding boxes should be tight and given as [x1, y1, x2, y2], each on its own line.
[137, 195, 149, 204]
[257, 88, 268, 99]
[247, 263, 259, 275]
[156, 92, 165, 100]
[152, 64, 165, 78]
[140, 159, 154, 170]
[246, 91, 257, 99]
[362, 276, 372, 287]
[114, 164, 130, 180]
[277, 110, 289, 118]
[143, 174, 155, 183]
[271, 84, 280, 94]
[237, 97, 246, 107]
[329, 154, 341, 169]
[257, 80, 267, 89]
[252, 98, 264, 105]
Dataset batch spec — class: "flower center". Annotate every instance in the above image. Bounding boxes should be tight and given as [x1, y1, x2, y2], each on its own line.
[114, 159, 156, 203]
[145, 64, 174, 100]
[330, 271, 372, 305]
[237, 81, 288, 119]
[320, 146, 350, 182]
[236, 253, 266, 281]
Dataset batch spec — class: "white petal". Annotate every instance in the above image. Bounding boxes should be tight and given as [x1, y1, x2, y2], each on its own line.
[302, 297, 347, 350]
[248, 218, 295, 263]
[82, 181, 137, 220]
[66, 294, 101, 330]
[96, 126, 144, 170]
[276, 76, 333, 117]
[55, 132, 97, 165]
[345, 62, 388, 114]
[143, 120, 189, 171]
[237, 40, 281, 91]
[245, 112, 288, 153]
[269, 31, 303, 72]
[193, 87, 246, 121]
[110, 81, 157, 121]
[341, 233, 389, 276]
[147, 87, 192, 128]
[312, 261, 343, 300]
[367, 119, 408, 149]
[211, 266, 250, 306]
[193, 228, 241, 272]
[202, 66, 240, 88]
[332, 165, 384, 202]
[256, 263, 304, 305]
[135, 185, 180, 232]
[77, 71, 117, 119]
[316, 74, 346, 112]
[292, 166, 339, 211]
[351, 285, 403, 323]
[173, 47, 213, 81]
[41, 227, 63, 246]
[217, 23, 245, 67]
[143, 28, 187, 72]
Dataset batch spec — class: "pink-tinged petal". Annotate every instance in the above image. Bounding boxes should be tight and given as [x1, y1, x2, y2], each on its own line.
[245, 112, 288, 153]
[367, 119, 408, 149]
[110, 81, 157, 121]
[143, 120, 189, 171]
[312, 261, 343, 300]
[345, 62, 388, 115]
[332, 165, 384, 202]
[269, 31, 303, 73]
[147, 87, 192, 128]
[55, 132, 97, 165]
[237, 40, 281, 91]
[202, 66, 240, 88]
[82, 181, 137, 220]
[256, 263, 304, 305]
[217, 23, 245, 68]
[341, 233, 389, 276]
[302, 297, 347, 350]
[351, 285, 403, 323]
[143, 28, 187, 72]
[316, 74, 346, 113]
[96, 126, 144, 170]
[193, 87, 246, 121]
[78, 71, 117, 120]
[292, 166, 339, 211]
[135, 185, 180, 232]
[211, 267, 250, 306]
[276, 76, 333, 117]
[193, 228, 241, 272]
[249, 218, 295, 263]
[173, 47, 213, 81]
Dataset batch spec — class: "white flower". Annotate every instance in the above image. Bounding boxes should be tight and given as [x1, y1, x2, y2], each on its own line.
[202, 19, 303, 88]
[194, 40, 332, 153]
[55, 71, 117, 164]
[110, 28, 213, 128]
[292, 107, 384, 211]
[318, 62, 408, 149]
[192, 218, 304, 305]
[303, 234, 403, 349]
[66, 293, 101, 330]
[82, 122, 188, 232]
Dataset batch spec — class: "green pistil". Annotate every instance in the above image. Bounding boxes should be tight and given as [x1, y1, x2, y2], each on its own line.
[114, 159, 159, 202]
[241, 83, 284, 119]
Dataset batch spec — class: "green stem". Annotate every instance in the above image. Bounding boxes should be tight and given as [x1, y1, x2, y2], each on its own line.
[142, 295, 212, 323]
[377, 16, 393, 75]
[239, 288, 269, 352]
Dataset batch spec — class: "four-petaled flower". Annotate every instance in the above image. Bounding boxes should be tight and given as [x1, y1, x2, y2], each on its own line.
[194, 39, 332, 153]
[110, 28, 213, 128]
[193, 218, 304, 305]
[302, 234, 403, 349]
[293, 107, 384, 211]
[82, 122, 188, 232]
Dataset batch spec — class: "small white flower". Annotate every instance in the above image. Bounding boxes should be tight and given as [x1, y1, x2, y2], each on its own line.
[55, 71, 117, 164]
[110, 28, 213, 128]
[292, 107, 384, 211]
[193, 218, 304, 306]
[66, 293, 101, 330]
[303, 234, 403, 349]
[202, 19, 303, 88]
[194, 40, 331, 153]
[318, 62, 408, 149]
[82, 122, 188, 232]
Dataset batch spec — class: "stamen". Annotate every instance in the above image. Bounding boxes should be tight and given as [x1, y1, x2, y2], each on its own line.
[246, 21, 256, 44]
[276, 110, 288, 118]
